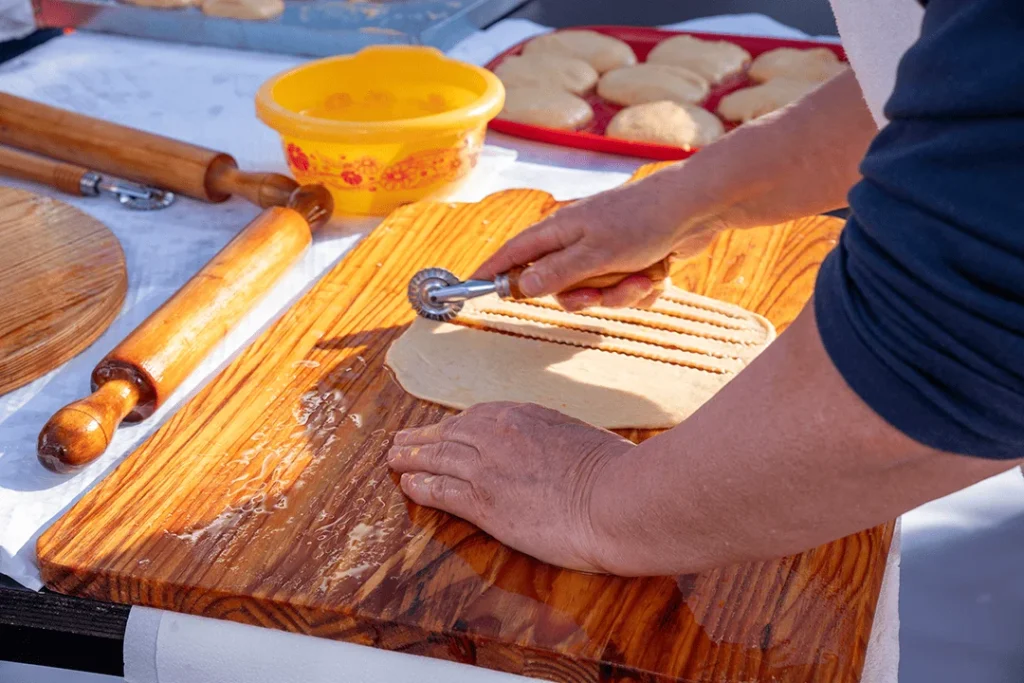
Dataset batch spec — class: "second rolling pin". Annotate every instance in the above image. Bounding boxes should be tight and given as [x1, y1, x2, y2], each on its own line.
[0, 92, 298, 208]
[37, 185, 334, 473]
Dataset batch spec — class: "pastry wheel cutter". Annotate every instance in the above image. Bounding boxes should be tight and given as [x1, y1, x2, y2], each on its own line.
[407, 259, 671, 322]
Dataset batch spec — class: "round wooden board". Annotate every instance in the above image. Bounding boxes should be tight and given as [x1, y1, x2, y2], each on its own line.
[0, 187, 127, 395]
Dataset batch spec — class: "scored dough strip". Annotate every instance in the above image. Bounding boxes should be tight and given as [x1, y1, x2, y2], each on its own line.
[455, 314, 732, 374]
[509, 299, 768, 345]
[472, 306, 755, 359]
[452, 293, 775, 374]
[657, 289, 754, 322]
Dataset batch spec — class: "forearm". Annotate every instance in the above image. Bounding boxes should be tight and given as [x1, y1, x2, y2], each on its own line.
[590, 303, 1020, 577]
[654, 70, 876, 234]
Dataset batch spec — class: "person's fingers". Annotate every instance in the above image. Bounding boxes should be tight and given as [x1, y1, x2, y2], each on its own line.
[555, 288, 602, 312]
[636, 289, 663, 309]
[472, 215, 582, 281]
[598, 275, 656, 309]
[400, 473, 480, 520]
[387, 441, 480, 480]
[518, 244, 607, 298]
[393, 417, 458, 447]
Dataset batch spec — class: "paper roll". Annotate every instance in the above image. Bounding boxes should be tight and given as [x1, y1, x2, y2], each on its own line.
[124, 606, 543, 683]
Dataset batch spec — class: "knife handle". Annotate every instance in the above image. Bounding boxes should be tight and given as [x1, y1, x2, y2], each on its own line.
[504, 258, 671, 300]
[0, 145, 88, 196]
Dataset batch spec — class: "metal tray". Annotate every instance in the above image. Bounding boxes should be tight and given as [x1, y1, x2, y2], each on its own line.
[32, 0, 528, 57]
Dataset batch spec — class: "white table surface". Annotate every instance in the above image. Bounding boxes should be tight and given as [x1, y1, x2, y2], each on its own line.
[0, 15, 1020, 683]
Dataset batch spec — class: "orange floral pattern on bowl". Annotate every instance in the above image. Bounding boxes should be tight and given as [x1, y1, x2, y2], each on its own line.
[285, 139, 480, 194]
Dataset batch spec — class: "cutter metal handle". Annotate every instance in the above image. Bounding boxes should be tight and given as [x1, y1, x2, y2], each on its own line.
[409, 258, 672, 321]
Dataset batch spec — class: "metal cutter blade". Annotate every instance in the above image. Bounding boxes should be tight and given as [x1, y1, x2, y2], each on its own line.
[408, 267, 463, 322]
[80, 172, 175, 210]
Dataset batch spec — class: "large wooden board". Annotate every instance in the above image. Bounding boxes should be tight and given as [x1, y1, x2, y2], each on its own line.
[38, 165, 893, 683]
[0, 187, 126, 395]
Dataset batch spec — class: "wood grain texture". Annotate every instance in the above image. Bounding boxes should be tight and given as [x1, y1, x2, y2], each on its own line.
[38, 164, 894, 683]
[0, 187, 126, 395]
[36, 185, 334, 472]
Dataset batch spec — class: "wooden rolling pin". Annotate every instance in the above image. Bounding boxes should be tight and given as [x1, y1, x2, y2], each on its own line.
[0, 93, 298, 208]
[37, 184, 334, 473]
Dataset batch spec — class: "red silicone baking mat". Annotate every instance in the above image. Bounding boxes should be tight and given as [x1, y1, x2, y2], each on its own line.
[486, 26, 846, 161]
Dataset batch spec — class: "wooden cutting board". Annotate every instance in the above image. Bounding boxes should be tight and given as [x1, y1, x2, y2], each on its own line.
[0, 187, 126, 395]
[38, 164, 894, 683]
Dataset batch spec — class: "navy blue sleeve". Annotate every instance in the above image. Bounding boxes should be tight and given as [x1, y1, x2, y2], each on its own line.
[814, 0, 1024, 459]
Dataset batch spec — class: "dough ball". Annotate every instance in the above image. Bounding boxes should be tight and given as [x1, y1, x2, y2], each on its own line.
[597, 64, 709, 107]
[201, 0, 283, 19]
[499, 87, 594, 131]
[646, 34, 751, 83]
[748, 47, 848, 83]
[494, 54, 598, 95]
[606, 101, 724, 150]
[716, 78, 818, 122]
[522, 30, 637, 74]
[122, 0, 195, 9]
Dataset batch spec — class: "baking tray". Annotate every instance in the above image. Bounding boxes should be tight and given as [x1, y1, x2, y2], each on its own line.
[486, 26, 846, 161]
[31, 0, 529, 57]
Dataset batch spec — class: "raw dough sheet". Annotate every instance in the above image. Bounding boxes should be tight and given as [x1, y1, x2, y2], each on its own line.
[387, 285, 775, 429]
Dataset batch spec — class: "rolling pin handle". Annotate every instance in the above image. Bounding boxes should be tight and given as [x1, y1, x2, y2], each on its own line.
[206, 156, 300, 209]
[0, 144, 89, 196]
[37, 379, 141, 473]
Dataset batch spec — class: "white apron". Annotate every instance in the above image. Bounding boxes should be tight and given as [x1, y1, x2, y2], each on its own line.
[828, 0, 926, 127]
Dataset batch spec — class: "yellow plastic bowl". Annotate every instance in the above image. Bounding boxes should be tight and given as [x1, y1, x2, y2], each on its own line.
[256, 46, 504, 216]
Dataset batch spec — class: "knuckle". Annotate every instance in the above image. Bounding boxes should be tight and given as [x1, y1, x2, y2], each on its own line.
[505, 238, 536, 264]
[552, 218, 583, 247]
[429, 476, 450, 501]
[482, 401, 514, 418]
[495, 403, 526, 427]
[437, 415, 463, 439]
[518, 402, 550, 418]
[433, 442, 454, 461]
[540, 259, 574, 288]
[471, 482, 496, 508]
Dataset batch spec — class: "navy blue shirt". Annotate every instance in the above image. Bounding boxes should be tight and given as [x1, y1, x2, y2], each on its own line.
[814, 0, 1024, 460]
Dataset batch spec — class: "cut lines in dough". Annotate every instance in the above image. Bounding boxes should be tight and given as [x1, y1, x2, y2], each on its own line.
[510, 299, 764, 344]
[386, 285, 776, 429]
[659, 290, 751, 322]
[466, 310, 736, 373]
[447, 291, 774, 373]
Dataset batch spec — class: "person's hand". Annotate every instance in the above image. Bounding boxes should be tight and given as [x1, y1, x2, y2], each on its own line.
[473, 72, 879, 314]
[386, 402, 634, 573]
[473, 171, 725, 312]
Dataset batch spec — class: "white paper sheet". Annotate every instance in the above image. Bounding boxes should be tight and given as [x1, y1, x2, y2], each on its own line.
[0, 0, 34, 42]
[124, 606, 543, 683]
